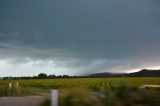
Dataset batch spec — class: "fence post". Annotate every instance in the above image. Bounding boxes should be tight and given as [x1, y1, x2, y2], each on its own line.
[8, 83, 12, 90]
[51, 89, 58, 106]
[15, 82, 19, 88]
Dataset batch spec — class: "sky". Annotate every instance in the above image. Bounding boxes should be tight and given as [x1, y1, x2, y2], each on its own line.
[0, 0, 160, 77]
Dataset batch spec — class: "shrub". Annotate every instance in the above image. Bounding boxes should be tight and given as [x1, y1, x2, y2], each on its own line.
[59, 88, 102, 106]
[115, 81, 132, 99]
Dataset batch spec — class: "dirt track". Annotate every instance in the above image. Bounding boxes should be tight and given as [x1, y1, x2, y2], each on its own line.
[0, 96, 46, 106]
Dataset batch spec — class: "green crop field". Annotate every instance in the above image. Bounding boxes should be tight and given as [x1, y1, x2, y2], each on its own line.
[0, 77, 160, 89]
[0, 77, 160, 106]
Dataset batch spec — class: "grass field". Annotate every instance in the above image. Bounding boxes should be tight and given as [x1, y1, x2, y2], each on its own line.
[0, 77, 160, 106]
[1, 77, 160, 89]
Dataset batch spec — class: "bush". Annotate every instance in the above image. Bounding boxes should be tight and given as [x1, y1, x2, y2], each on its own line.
[115, 81, 132, 99]
[59, 88, 102, 106]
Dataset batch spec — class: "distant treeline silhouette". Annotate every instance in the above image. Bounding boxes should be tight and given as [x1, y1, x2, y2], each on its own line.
[3, 73, 83, 80]
[2, 69, 160, 80]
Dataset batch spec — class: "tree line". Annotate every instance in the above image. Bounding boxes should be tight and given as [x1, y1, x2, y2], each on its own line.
[2, 73, 84, 80]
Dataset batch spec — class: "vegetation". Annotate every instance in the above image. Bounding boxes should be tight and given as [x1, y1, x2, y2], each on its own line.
[0, 77, 160, 106]
[1, 77, 159, 89]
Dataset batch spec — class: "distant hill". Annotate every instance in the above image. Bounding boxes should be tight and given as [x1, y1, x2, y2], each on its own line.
[89, 69, 160, 77]
[127, 69, 160, 77]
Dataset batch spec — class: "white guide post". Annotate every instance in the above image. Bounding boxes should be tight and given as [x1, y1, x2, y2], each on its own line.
[8, 83, 12, 89]
[51, 90, 58, 106]
[16, 82, 19, 87]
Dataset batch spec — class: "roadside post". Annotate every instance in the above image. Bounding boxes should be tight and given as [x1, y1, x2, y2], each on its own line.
[51, 89, 58, 106]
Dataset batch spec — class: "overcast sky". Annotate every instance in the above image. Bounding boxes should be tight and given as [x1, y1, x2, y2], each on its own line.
[0, 0, 160, 77]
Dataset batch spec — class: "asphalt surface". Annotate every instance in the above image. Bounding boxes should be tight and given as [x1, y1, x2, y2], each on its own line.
[0, 96, 46, 106]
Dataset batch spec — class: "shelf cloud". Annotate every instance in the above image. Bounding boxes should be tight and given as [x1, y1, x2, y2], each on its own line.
[0, 0, 160, 76]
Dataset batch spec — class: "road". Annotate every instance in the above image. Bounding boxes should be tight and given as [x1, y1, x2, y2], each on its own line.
[0, 96, 46, 106]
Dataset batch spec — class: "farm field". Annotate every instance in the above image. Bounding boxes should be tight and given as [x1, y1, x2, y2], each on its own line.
[1, 77, 160, 89]
[0, 77, 160, 106]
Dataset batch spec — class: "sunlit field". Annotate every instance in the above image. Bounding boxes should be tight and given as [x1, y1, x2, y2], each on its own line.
[0, 77, 160, 106]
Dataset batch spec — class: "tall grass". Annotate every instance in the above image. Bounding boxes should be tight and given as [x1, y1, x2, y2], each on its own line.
[0, 82, 46, 96]
[59, 88, 102, 106]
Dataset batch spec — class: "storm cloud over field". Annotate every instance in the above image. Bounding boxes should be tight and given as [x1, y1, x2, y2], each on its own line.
[0, 0, 160, 76]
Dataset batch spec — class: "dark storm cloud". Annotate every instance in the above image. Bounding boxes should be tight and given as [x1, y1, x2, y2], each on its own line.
[0, 0, 160, 76]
